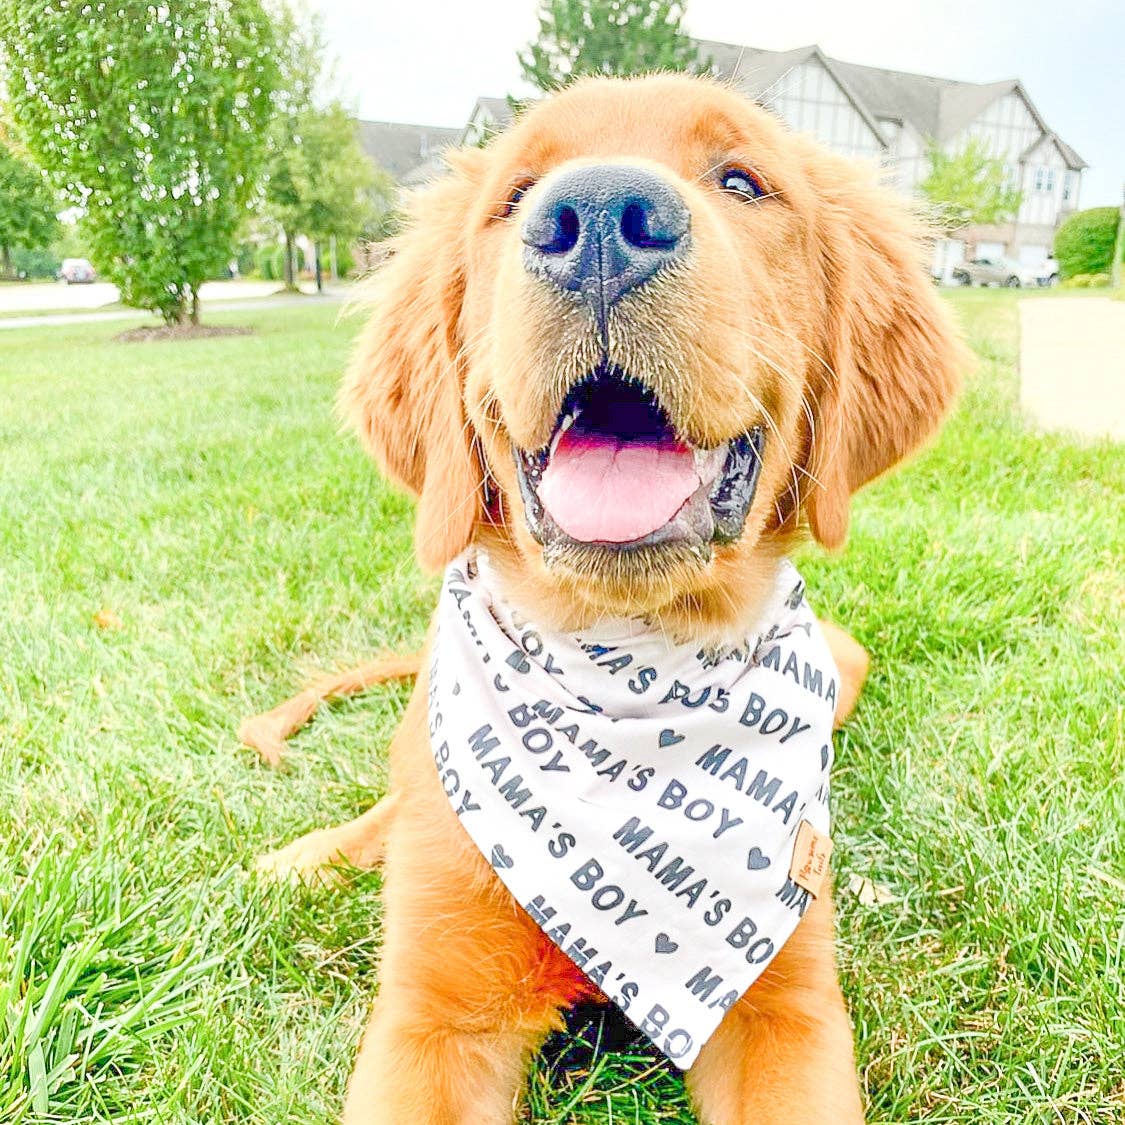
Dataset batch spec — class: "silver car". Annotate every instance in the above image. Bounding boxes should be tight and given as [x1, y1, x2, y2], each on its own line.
[951, 257, 1028, 288]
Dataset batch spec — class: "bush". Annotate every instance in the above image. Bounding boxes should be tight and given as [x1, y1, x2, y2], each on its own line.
[1054, 207, 1119, 279]
[10, 245, 60, 279]
[255, 244, 285, 281]
[1060, 272, 1112, 289]
[333, 240, 355, 278]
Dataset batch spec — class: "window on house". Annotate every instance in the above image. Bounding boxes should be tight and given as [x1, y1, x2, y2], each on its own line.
[1063, 172, 1077, 204]
[1033, 167, 1056, 193]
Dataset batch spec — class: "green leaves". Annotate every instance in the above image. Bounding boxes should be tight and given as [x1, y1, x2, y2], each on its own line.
[0, 140, 58, 274]
[0, 0, 278, 322]
[267, 101, 383, 245]
[261, 5, 390, 271]
[518, 0, 702, 92]
[1054, 206, 1120, 280]
[919, 138, 1023, 233]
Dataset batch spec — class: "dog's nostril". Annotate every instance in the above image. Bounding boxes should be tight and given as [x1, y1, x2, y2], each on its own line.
[541, 205, 580, 255]
[620, 201, 676, 250]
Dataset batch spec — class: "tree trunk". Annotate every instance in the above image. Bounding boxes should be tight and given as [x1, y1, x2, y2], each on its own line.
[284, 232, 296, 290]
[190, 287, 200, 326]
[314, 240, 322, 293]
[1, 244, 11, 278]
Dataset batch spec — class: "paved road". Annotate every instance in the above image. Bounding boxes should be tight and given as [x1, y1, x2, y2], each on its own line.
[0, 283, 349, 331]
[1019, 298, 1125, 441]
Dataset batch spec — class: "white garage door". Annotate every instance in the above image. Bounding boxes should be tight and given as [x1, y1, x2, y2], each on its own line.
[1019, 244, 1049, 267]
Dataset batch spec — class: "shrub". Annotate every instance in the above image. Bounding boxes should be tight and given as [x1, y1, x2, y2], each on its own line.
[1061, 272, 1112, 289]
[1054, 207, 1119, 279]
[10, 245, 60, 278]
[255, 244, 285, 281]
[333, 240, 355, 278]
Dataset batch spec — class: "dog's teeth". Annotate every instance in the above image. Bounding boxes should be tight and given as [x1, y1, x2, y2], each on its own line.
[694, 446, 726, 481]
[548, 410, 580, 459]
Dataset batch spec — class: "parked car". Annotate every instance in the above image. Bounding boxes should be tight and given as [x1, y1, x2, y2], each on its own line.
[1034, 257, 1060, 286]
[59, 258, 96, 284]
[951, 257, 1037, 288]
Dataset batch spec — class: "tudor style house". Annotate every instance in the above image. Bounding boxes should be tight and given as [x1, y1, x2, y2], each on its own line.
[358, 44, 1085, 278]
[699, 42, 1085, 274]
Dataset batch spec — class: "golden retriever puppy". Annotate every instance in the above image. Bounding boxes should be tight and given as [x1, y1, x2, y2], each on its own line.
[265, 74, 963, 1124]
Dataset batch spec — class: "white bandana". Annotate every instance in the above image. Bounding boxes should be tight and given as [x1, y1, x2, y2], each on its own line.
[428, 551, 838, 1069]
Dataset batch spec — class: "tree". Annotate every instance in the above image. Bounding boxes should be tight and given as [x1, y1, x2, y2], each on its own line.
[261, 3, 390, 289]
[261, 4, 389, 289]
[292, 102, 383, 289]
[360, 166, 402, 245]
[0, 0, 277, 324]
[261, 0, 324, 289]
[919, 138, 1022, 234]
[0, 138, 57, 277]
[519, 0, 701, 91]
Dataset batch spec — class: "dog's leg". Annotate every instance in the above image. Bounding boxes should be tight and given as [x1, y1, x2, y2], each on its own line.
[820, 620, 870, 729]
[685, 888, 865, 1124]
[255, 792, 400, 884]
[343, 916, 570, 1124]
[341, 790, 584, 1124]
[343, 995, 548, 1125]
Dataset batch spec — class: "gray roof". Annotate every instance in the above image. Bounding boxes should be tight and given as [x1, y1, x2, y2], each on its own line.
[461, 96, 517, 145]
[700, 40, 1087, 169]
[473, 96, 515, 127]
[357, 119, 461, 181]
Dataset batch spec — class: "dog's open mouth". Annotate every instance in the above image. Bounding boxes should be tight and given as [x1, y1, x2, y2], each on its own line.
[515, 366, 764, 551]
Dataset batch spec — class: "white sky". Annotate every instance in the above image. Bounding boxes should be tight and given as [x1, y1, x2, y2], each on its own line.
[313, 0, 1124, 207]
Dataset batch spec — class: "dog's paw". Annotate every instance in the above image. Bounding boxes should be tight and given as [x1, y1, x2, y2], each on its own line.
[254, 832, 348, 887]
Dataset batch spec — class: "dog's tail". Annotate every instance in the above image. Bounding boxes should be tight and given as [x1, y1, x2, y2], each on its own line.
[239, 651, 422, 766]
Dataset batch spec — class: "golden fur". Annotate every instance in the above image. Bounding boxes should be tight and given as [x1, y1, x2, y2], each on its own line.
[260, 74, 965, 1124]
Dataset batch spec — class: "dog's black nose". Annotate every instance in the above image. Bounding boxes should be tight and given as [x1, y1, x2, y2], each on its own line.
[521, 164, 690, 315]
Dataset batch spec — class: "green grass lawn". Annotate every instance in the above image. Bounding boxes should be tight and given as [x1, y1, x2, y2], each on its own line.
[1, 292, 1122, 1123]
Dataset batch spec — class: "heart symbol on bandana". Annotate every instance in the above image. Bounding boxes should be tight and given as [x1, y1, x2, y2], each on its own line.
[654, 932, 679, 954]
[506, 650, 531, 674]
[658, 728, 685, 749]
[490, 844, 514, 870]
[746, 847, 771, 871]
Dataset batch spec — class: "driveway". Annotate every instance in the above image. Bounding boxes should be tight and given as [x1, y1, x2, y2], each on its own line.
[1019, 298, 1125, 441]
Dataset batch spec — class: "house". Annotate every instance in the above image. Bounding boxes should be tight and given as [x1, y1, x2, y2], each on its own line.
[356, 119, 462, 186]
[701, 41, 1086, 273]
[359, 45, 1085, 277]
[462, 96, 516, 147]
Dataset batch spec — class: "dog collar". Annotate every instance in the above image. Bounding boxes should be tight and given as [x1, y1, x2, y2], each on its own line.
[428, 551, 838, 1068]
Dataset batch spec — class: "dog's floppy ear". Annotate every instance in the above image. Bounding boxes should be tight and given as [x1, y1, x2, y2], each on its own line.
[802, 148, 967, 549]
[340, 149, 486, 571]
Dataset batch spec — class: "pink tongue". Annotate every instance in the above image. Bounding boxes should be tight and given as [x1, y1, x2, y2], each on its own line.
[538, 429, 701, 543]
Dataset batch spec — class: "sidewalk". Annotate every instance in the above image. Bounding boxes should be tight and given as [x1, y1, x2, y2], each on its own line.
[0, 285, 349, 331]
[1019, 298, 1125, 441]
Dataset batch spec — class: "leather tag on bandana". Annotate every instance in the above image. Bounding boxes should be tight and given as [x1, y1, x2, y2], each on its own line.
[790, 820, 833, 898]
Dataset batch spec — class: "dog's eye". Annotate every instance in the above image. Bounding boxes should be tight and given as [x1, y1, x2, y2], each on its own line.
[500, 178, 536, 219]
[719, 166, 766, 201]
